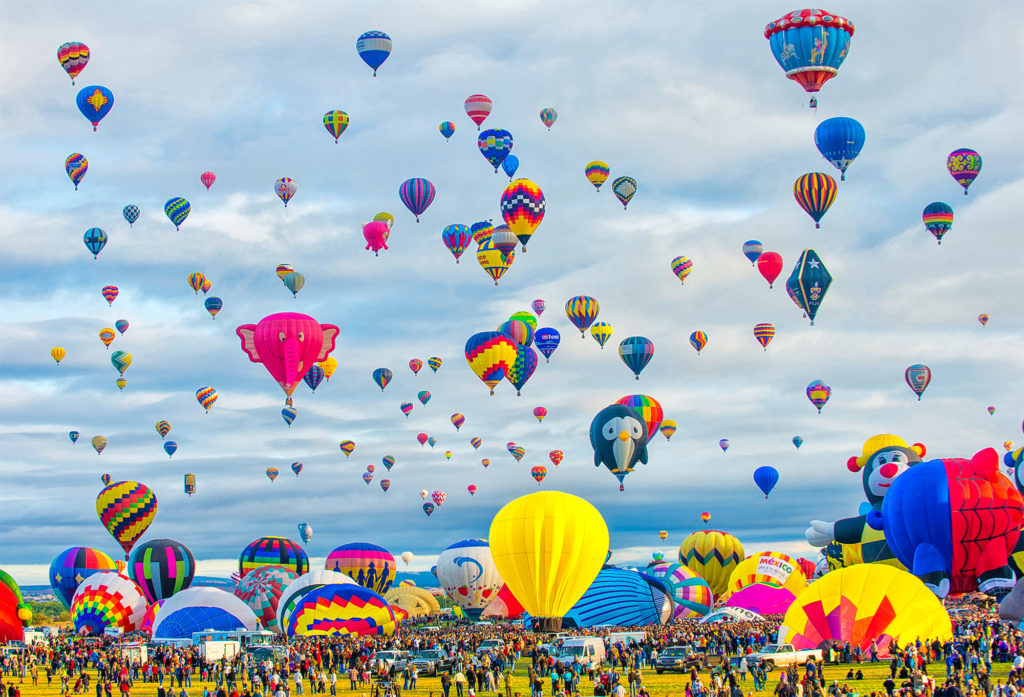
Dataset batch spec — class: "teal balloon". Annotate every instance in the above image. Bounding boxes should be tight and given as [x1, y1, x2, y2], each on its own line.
[792, 436, 804, 449]
[83, 227, 107, 258]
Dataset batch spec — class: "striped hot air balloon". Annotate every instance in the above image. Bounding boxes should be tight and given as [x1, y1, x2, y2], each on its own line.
[793, 173, 837, 228]
[464, 94, 492, 130]
[753, 323, 776, 351]
[399, 178, 435, 222]
[565, 296, 600, 337]
[96, 481, 158, 559]
[465, 331, 517, 395]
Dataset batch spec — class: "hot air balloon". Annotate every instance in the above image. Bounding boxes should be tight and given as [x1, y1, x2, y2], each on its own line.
[464, 94, 492, 130]
[585, 161, 610, 191]
[239, 537, 309, 579]
[70, 572, 148, 635]
[753, 466, 780, 498]
[678, 530, 744, 597]
[110, 350, 131, 376]
[49, 346, 66, 365]
[163, 441, 177, 458]
[266, 467, 280, 482]
[236, 313, 339, 406]
[91, 436, 107, 454]
[439, 121, 455, 141]
[339, 440, 355, 457]
[814, 117, 865, 180]
[70, 431, 80, 444]
[490, 491, 608, 632]
[786, 249, 833, 325]
[296, 523, 313, 546]
[99, 287, 118, 307]
[793, 436, 804, 449]
[499, 319, 534, 348]
[905, 364, 932, 401]
[83, 228, 107, 258]
[922, 202, 954, 245]
[416, 433, 428, 447]
[502, 154, 519, 180]
[96, 481, 157, 559]
[113, 319, 129, 335]
[281, 407, 297, 427]
[752, 322, 776, 351]
[399, 178, 435, 222]
[435, 540, 504, 621]
[428, 356, 442, 372]
[465, 438, 480, 452]
[590, 403, 649, 491]
[152, 421, 170, 439]
[186, 272, 205, 295]
[978, 314, 989, 327]
[534, 327, 561, 364]
[947, 149, 982, 195]
[671, 256, 693, 285]
[659, 421, 677, 441]
[565, 296, 600, 337]
[291, 462, 303, 476]
[466, 484, 477, 496]
[476, 239, 515, 285]
[436, 223, 472, 263]
[988, 406, 996, 416]
[531, 299, 546, 316]
[233, 564, 297, 634]
[362, 221, 389, 256]
[507, 443, 526, 462]
[66, 153, 88, 190]
[449, 413, 466, 431]
[806, 380, 831, 413]
[756, 252, 783, 288]
[465, 331, 517, 395]
[323, 110, 350, 143]
[303, 365, 325, 393]
[431, 490, 446, 507]
[506, 345, 538, 396]
[151, 587, 259, 639]
[380, 479, 391, 493]
[417, 390, 431, 405]
[128, 539, 195, 604]
[647, 562, 714, 620]
[719, 439, 730, 453]
[612, 177, 637, 209]
[371, 368, 392, 391]
[501, 179, 545, 250]
[689, 331, 708, 355]
[49, 547, 118, 610]
[76, 85, 114, 131]
[742, 240, 764, 266]
[274, 178, 297, 207]
[200, 171, 216, 190]
[123, 205, 139, 226]
[700, 512, 711, 523]
[616, 394, 664, 444]
[58, 42, 89, 84]
[619, 336, 654, 379]
[161, 198, 190, 230]
[423, 503, 435, 517]
[400, 402, 413, 417]
[196, 387, 217, 412]
[536, 107, 557, 130]
[477, 129, 513, 173]
[96, 330, 115, 351]
[764, 9, 855, 105]
[470, 220, 494, 245]
[532, 406, 548, 423]
[793, 173, 837, 228]
[356, 30, 392, 76]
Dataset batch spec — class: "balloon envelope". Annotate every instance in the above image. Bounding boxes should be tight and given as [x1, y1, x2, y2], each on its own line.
[435, 539, 504, 620]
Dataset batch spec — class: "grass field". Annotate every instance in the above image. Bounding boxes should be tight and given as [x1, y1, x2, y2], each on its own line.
[5, 661, 1013, 697]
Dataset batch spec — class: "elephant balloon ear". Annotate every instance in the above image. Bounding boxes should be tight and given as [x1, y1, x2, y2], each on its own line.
[317, 325, 341, 360]
[236, 325, 260, 361]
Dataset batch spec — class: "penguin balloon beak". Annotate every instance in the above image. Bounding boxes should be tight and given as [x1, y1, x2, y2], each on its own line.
[617, 430, 630, 441]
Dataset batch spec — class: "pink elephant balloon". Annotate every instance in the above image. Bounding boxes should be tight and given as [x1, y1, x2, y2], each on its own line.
[363, 221, 390, 256]
[236, 313, 339, 406]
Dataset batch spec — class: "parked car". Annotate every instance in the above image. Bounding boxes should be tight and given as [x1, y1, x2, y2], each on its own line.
[410, 649, 453, 676]
[476, 639, 506, 655]
[746, 644, 823, 670]
[655, 646, 705, 674]
[372, 650, 412, 671]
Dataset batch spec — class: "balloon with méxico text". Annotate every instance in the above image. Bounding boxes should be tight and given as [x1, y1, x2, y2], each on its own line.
[565, 296, 599, 337]
[806, 380, 831, 413]
[742, 240, 763, 266]
[612, 177, 637, 209]
[266, 468, 279, 482]
[66, 153, 88, 190]
[418, 390, 430, 405]
[659, 420, 677, 441]
[616, 394, 664, 442]
[274, 178, 297, 207]
[905, 364, 932, 401]
[382, 456, 395, 470]
[590, 322, 613, 348]
[200, 171, 216, 190]
[753, 323, 775, 350]
[793, 436, 804, 449]
[291, 462, 303, 476]
[442, 224, 473, 263]
[470, 221, 493, 245]
[532, 299, 546, 316]
[372, 368, 392, 392]
[549, 450, 564, 467]
[533, 407, 547, 423]
[123, 205, 139, 226]
[380, 479, 391, 493]
[439, 121, 455, 141]
[465, 331, 517, 395]
[428, 357, 442, 373]
[814, 117, 865, 181]
[409, 359, 423, 375]
[786, 249, 833, 325]
[585, 161, 610, 191]
[96, 480, 157, 559]
[363, 221, 389, 256]
[793, 173, 837, 228]
[400, 402, 413, 417]
[464, 94, 492, 130]
[947, 149, 981, 195]
[76, 85, 114, 131]
[101, 286, 118, 305]
[58, 42, 89, 84]
[506, 344, 538, 396]
[423, 503, 435, 517]
[531, 466, 547, 485]
[502, 154, 519, 181]
[163, 441, 177, 458]
[356, 30, 391, 76]
[196, 387, 217, 412]
[281, 408, 296, 427]
[236, 313, 339, 405]
[128, 539, 196, 603]
[323, 110, 349, 143]
[590, 403, 649, 491]
[164, 197, 190, 230]
[399, 178, 435, 222]
[501, 179, 545, 250]
[764, 9, 855, 103]
[756, 251, 783, 288]
[339, 440, 355, 457]
[534, 327, 560, 364]
[922, 202, 954, 245]
[689, 331, 708, 355]
[671, 256, 693, 285]
[478, 129, 513, 173]
[619, 336, 653, 379]
[83, 228, 106, 258]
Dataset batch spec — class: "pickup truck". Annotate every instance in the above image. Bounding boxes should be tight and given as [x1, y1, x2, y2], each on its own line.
[746, 644, 823, 670]
[410, 649, 453, 676]
[654, 646, 705, 674]
[476, 639, 506, 655]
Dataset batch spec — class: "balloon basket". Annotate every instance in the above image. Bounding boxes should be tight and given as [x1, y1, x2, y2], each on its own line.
[533, 617, 563, 633]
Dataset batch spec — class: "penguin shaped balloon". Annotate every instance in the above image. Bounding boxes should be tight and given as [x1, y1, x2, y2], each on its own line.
[589, 403, 649, 491]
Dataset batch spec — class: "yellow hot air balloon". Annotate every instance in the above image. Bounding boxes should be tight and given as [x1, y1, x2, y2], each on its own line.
[91, 435, 108, 455]
[779, 565, 951, 655]
[489, 491, 608, 632]
[724, 551, 807, 598]
[678, 529, 744, 597]
[318, 357, 338, 381]
[476, 240, 515, 286]
[50, 347, 66, 364]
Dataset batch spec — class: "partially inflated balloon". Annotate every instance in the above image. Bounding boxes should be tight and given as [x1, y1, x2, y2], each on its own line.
[356, 31, 392, 76]
[234, 564, 297, 634]
[96, 481, 158, 559]
[436, 539, 504, 621]
[490, 491, 609, 632]
[679, 530, 744, 597]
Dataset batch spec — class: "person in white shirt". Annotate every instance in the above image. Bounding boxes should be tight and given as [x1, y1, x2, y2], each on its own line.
[294, 673, 303, 696]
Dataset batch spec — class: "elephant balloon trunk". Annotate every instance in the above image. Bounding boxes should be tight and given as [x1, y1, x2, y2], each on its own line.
[283, 340, 302, 395]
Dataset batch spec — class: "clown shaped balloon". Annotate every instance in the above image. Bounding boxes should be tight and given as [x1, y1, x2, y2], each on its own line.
[236, 313, 339, 407]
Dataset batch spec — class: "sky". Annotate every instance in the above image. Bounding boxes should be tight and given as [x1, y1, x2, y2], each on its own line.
[1, 1, 1022, 588]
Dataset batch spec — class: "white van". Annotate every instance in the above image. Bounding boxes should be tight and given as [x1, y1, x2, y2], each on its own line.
[557, 637, 605, 666]
[607, 631, 646, 647]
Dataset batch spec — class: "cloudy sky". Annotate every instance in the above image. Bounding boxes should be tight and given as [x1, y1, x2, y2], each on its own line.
[1, 1, 1022, 587]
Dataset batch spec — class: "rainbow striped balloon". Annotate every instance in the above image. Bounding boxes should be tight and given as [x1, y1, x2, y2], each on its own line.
[585, 161, 610, 191]
[96, 481, 158, 559]
[238, 536, 308, 580]
[646, 562, 714, 619]
[671, 256, 693, 284]
[284, 583, 396, 637]
[399, 177, 436, 222]
[324, 543, 396, 595]
[793, 172, 837, 228]
[753, 323, 776, 351]
[70, 571, 148, 635]
[65, 153, 88, 190]
[196, 386, 217, 412]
